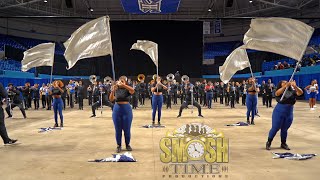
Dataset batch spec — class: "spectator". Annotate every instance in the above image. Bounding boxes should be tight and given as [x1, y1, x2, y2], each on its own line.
[283, 61, 289, 69]
[278, 62, 284, 69]
[274, 65, 278, 70]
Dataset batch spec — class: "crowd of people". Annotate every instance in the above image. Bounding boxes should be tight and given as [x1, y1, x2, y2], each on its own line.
[0, 76, 317, 152]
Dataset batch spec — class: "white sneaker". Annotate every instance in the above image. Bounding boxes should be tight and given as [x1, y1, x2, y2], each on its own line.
[311, 108, 315, 111]
[314, 105, 317, 108]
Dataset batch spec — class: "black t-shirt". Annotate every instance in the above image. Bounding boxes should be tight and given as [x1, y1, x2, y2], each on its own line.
[275, 87, 297, 105]
[152, 83, 163, 93]
[115, 88, 131, 102]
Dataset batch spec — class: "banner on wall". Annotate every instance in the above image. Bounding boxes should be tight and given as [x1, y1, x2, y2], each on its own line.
[203, 22, 210, 35]
[213, 19, 222, 34]
[121, 0, 181, 14]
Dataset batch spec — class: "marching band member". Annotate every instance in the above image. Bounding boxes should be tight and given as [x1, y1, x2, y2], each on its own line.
[229, 82, 236, 109]
[49, 80, 64, 127]
[166, 81, 172, 109]
[0, 82, 18, 145]
[109, 76, 135, 153]
[172, 80, 178, 105]
[67, 80, 75, 108]
[194, 81, 200, 102]
[31, 84, 40, 110]
[261, 81, 266, 106]
[246, 78, 259, 125]
[305, 80, 318, 110]
[266, 80, 303, 150]
[179, 82, 185, 105]
[5, 83, 27, 119]
[90, 84, 113, 118]
[213, 82, 219, 103]
[92, 81, 99, 103]
[21, 82, 31, 110]
[61, 85, 67, 110]
[200, 80, 206, 106]
[224, 83, 230, 106]
[241, 80, 247, 106]
[40, 83, 46, 109]
[132, 81, 139, 109]
[151, 76, 167, 125]
[265, 79, 274, 108]
[162, 80, 167, 105]
[76, 81, 84, 110]
[138, 80, 147, 106]
[219, 82, 224, 104]
[177, 79, 203, 118]
[205, 81, 214, 109]
[45, 83, 52, 110]
[235, 82, 241, 104]
[87, 85, 93, 106]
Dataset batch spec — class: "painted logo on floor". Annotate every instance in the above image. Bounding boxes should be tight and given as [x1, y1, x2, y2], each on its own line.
[160, 123, 229, 178]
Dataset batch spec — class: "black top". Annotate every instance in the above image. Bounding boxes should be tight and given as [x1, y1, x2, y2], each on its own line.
[52, 88, 62, 95]
[115, 88, 131, 102]
[185, 84, 195, 102]
[0, 83, 7, 106]
[21, 86, 30, 96]
[76, 85, 84, 97]
[152, 83, 163, 93]
[139, 83, 146, 93]
[247, 84, 257, 93]
[32, 87, 40, 98]
[275, 86, 297, 105]
[265, 83, 274, 94]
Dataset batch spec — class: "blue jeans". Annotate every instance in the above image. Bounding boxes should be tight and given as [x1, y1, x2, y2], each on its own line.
[112, 103, 133, 146]
[246, 94, 257, 121]
[268, 103, 294, 142]
[53, 98, 64, 124]
[206, 92, 213, 108]
[152, 94, 163, 122]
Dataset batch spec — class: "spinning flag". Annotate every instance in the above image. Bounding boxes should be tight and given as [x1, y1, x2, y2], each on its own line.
[219, 46, 250, 84]
[244, 17, 314, 61]
[64, 16, 113, 70]
[21, 43, 55, 72]
[131, 40, 158, 67]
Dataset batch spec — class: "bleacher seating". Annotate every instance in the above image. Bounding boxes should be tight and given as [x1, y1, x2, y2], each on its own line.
[0, 59, 35, 73]
[204, 41, 240, 59]
[0, 34, 65, 56]
[262, 58, 296, 72]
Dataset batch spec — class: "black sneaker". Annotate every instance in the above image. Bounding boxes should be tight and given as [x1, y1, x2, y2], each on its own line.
[152, 121, 155, 126]
[116, 146, 121, 153]
[7, 116, 12, 119]
[60, 123, 63, 127]
[23, 116, 27, 119]
[247, 120, 250, 124]
[54, 123, 59, 128]
[198, 115, 204, 118]
[251, 121, 255, 125]
[177, 115, 181, 118]
[266, 141, 271, 150]
[158, 121, 161, 126]
[90, 115, 96, 118]
[5, 139, 18, 145]
[126, 145, 132, 151]
[281, 143, 290, 150]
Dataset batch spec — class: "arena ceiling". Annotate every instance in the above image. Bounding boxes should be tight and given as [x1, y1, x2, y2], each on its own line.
[0, 0, 319, 20]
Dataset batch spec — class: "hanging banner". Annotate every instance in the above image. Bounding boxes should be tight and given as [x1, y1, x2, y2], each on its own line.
[203, 22, 211, 35]
[214, 19, 222, 34]
[121, 0, 181, 14]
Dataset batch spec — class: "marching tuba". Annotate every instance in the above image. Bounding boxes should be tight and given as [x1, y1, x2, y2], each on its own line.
[104, 76, 113, 85]
[181, 75, 189, 83]
[137, 74, 145, 82]
[166, 73, 175, 82]
[89, 75, 97, 84]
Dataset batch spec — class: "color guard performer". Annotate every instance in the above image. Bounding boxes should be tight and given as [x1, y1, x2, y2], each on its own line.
[49, 81, 64, 127]
[246, 78, 259, 125]
[151, 76, 167, 125]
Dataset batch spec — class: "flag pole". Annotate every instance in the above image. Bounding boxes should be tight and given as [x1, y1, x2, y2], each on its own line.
[50, 65, 53, 84]
[156, 65, 159, 92]
[110, 55, 116, 81]
[279, 62, 299, 101]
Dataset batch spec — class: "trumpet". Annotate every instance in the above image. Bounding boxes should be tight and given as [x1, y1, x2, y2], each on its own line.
[104, 76, 113, 85]
[89, 75, 97, 84]
[166, 73, 175, 82]
[137, 74, 145, 82]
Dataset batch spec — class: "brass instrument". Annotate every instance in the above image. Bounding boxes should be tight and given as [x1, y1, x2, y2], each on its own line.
[166, 73, 175, 82]
[89, 75, 97, 84]
[104, 76, 113, 85]
[181, 75, 189, 82]
[152, 74, 157, 80]
[137, 74, 145, 82]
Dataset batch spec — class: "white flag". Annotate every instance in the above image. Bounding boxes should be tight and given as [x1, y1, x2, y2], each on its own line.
[131, 40, 158, 67]
[244, 17, 314, 61]
[21, 43, 55, 72]
[64, 16, 113, 70]
[219, 46, 250, 84]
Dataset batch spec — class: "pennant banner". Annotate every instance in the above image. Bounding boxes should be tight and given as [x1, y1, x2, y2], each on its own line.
[219, 46, 250, 84]
[244, 17, 314, 61]
[121, 0, 181, 14]
[21, 43, 55, 72]
[64, 16, 113, 70]
[131, 40, 158, 67]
